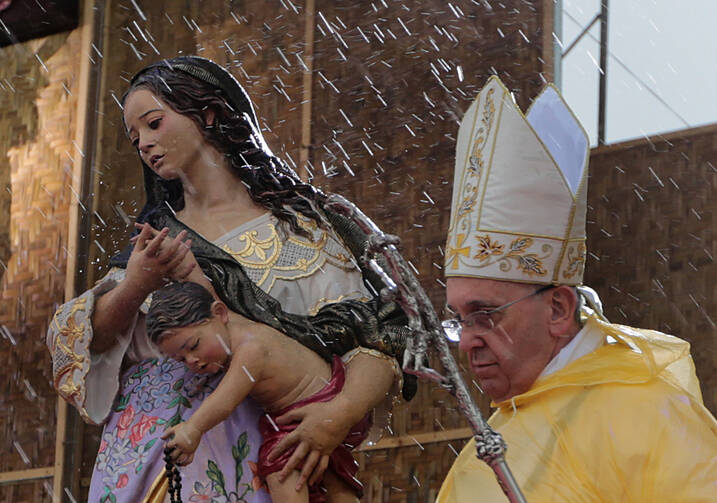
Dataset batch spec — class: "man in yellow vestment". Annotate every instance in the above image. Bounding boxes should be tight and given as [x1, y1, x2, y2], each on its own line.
[437, 77, 717, 502]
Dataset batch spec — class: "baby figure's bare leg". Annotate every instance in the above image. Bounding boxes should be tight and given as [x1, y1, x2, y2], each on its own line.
[265, 471, 309, 503]
[323, 469, 359, 503]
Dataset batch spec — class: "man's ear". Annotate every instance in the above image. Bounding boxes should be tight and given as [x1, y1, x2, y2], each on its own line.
[547, 285, 579, 338]
[211, 300, 229, 324]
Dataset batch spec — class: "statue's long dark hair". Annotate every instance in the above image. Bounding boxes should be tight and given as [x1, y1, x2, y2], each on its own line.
[123, 62, 327, 239]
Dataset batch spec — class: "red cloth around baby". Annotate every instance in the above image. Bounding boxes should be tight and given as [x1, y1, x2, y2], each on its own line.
[257, 355, 371, 502]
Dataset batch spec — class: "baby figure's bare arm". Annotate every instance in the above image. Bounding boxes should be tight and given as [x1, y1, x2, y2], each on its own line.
[163, 318, 331, 466]
[162, 338, 266, 464]
[189, 340, 265, 433]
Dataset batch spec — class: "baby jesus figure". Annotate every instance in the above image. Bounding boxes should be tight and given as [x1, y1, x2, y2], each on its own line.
[147, 281, 370, 503]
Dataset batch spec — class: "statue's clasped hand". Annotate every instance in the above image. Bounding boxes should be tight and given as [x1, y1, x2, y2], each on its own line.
[161, 422, 202, 467]
[266, 398, 352, 491]
[127, 223, 198, 293]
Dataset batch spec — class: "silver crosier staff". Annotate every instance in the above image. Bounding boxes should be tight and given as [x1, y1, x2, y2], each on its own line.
[326, 194, 527, 503]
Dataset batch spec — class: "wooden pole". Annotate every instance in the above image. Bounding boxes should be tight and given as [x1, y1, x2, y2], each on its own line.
[598, 0, 609, 145]
[552, 0, 563, 88]
[53, 0, 105, 501]
[0, 467, 55, 486]
[541, 0, 556, 84]
[358, 427, 473, 452]
[298, 0, 316, 181]
[52, 400, 69, 503]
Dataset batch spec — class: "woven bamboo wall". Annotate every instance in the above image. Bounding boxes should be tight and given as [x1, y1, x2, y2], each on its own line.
[0, 30, 82, 502]
[585, 126, 717, 414]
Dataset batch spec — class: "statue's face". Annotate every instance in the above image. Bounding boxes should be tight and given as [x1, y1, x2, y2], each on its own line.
[158, 317, 231, 375]
[446, 277, 556, 402]
[123, 88, 212, 180]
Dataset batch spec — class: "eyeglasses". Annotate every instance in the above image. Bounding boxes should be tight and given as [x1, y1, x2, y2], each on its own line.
[442, 285, 553, 342]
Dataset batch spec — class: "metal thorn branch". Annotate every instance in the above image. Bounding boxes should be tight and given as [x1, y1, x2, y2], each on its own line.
[326, 194, 527, 503]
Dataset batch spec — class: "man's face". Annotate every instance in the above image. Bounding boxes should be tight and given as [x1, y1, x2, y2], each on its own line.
[446, 277, 557, 402]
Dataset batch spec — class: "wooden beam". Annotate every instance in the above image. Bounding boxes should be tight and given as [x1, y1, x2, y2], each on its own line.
[358, 427, 473, 452]
[541, 0, 556, 83]
[591, 121, 717, 155]
[65, 0, 98, 304]
[0, 467, 54, 486]
[53, 0, 104, 501]
[298, 0, 315, 181]
[597, 0, 609, 145]
[52, 399, 68, 502]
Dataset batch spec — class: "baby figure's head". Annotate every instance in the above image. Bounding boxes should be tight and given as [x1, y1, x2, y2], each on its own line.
[147, 281, 231, 374]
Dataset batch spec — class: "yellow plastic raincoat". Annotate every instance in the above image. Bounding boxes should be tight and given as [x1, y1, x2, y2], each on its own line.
[437, 316, 717, 502]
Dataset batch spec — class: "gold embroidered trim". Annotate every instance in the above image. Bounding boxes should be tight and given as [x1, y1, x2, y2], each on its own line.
[221, 215, 355, 292]
[471, 227, 586, 242]
[446, 233, 471, 270]
[474, 234, 504, 260]
[563, 242, 586, 280]
[221, 224, 284, 285]
[475, 84, 505, 232]
[51, 298, 89, 403]
[447, 87, 498, 271]
[553, 174, 585, 283]
[471, 234, 551, 277]
[342, 347, 403, 389]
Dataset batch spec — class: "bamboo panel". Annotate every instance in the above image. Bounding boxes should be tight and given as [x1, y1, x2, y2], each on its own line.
[356, 440, 465, 503]
[0, 481, 52, 503]
[0, 29, 82, 502]
[308, 0, 550, 317]
[0, 467, 54, 485]
[586, 126, 717, 414]
[359, 427, 472, 452]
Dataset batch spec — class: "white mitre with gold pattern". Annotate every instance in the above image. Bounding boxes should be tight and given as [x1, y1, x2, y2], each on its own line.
[444, 76, 589, 285]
